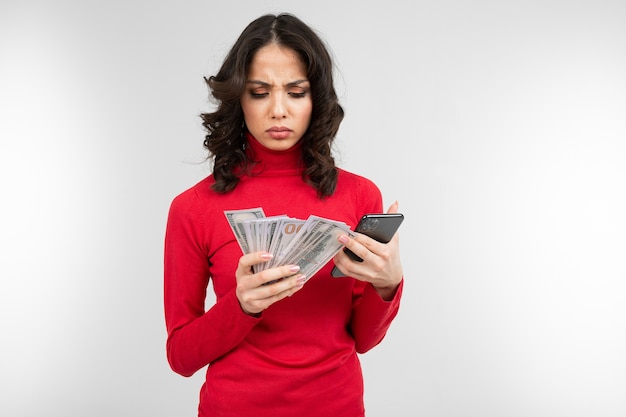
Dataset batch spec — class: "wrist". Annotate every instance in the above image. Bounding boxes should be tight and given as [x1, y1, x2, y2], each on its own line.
[372, 282, 400, 301]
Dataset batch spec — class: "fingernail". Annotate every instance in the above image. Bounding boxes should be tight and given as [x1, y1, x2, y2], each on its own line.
[289, 265, 300, 273]
[296, 275, 307, 284]
[261, 253, 273, 260]
[338, 235, 349, 244]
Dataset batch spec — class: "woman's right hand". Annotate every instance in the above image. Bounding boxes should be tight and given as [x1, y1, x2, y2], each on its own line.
[235, 252, 306, 316]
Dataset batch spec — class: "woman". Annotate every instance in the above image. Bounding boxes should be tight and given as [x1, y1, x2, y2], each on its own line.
[164, 13, 404, 416]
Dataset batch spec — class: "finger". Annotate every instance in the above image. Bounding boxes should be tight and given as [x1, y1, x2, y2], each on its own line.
[238, 251, 273, 274]
[338, 233, 377, 262]
[257, 264, 301, 286]
[255, 273, 307, 308]
[333, 247, 373, 280]
[238, 272, 306, 314]
[261, 272, 307, 297]
[332, 250, 356, 277]
[386, 200, 399, 214]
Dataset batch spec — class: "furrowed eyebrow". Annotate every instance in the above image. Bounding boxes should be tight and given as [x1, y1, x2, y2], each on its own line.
[246, 79, 309, 87]
[246, 80, 271, 87]
[286, 79, 309, 87]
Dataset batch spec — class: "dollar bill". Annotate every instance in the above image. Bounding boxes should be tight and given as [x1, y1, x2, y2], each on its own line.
[224, 207, 266, 254]
[280, 217, 355, 279]
[224, 209, 354, 281]
[244, 215, 289, 272]
[266, 218, 306, 269]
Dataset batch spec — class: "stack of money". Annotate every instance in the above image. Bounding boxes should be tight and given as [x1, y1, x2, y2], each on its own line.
[225, 208, 355, 281]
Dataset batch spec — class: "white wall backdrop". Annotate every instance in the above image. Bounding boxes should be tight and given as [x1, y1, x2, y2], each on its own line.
[1, 1, 625, 416]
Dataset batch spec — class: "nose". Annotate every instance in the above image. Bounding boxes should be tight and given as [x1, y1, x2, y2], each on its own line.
[270, 94, 287, 119]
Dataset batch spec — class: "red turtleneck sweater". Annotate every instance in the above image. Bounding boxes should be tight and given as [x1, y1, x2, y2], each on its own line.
[164, 135, 403, 417]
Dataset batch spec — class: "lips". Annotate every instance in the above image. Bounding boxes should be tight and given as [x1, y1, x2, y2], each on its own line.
[266, 126, 292, 139]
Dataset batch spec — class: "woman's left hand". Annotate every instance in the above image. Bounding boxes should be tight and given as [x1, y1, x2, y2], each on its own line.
[332, 201, 403, 301]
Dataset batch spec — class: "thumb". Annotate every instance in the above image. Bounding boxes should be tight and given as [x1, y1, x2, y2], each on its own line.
[386, 200, 399, 214]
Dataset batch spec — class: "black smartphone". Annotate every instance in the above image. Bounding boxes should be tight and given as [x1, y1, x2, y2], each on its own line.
[331, 213, 404, 277]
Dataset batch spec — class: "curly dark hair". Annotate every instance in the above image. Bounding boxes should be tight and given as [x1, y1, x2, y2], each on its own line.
[200, 13, 344, 197]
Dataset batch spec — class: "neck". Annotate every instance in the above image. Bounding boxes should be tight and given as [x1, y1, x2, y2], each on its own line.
[244, 132, 305, 176]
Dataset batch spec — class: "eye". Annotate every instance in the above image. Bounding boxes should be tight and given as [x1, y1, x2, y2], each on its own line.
[249, 91, 268, 99]
[289, 91, 307, 98]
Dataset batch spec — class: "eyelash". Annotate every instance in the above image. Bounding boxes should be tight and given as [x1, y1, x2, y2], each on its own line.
[248, 91, 308, 99]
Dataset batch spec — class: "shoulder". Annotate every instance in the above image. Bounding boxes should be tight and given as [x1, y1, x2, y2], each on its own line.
[334, 168, 383, 215]
[336, 168, 382, 197]
[168, 176, 215, 218]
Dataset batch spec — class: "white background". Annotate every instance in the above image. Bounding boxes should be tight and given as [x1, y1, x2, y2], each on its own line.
[1, 1, 625, 416]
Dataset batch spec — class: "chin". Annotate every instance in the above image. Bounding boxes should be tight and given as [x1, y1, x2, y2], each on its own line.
[262, 139, 299, 151]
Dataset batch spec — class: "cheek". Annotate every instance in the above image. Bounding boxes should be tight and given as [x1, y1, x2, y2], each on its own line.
[299, 101, 313, 122]
[240, 99, 251, 116]
[241, 101, 260, 123]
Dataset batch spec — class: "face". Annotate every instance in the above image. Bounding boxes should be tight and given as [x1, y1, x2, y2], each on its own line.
[241, 43, 312, 151]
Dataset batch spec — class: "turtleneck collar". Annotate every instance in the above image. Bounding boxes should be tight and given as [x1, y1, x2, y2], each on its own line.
[244, 132, 305, 177]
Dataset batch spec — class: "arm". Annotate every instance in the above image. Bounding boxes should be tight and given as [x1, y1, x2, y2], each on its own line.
[350, 279, 403, 353]
[163, 191, 260, 377]
[339, 201, 405, 352]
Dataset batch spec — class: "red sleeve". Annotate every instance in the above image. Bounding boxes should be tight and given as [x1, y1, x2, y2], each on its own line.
[163, 189, 260, 377]
[344, 176, 403, 353]
[350, 279, 403, 353]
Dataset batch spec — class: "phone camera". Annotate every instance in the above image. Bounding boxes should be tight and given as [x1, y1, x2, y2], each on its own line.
[360, 218, 379, 232]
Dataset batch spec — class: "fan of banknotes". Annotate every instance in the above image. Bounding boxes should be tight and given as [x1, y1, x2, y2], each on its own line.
[224, 208, 356, 280]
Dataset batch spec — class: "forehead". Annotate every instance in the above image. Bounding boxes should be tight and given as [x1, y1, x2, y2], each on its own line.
[247, 44, 308, 81]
